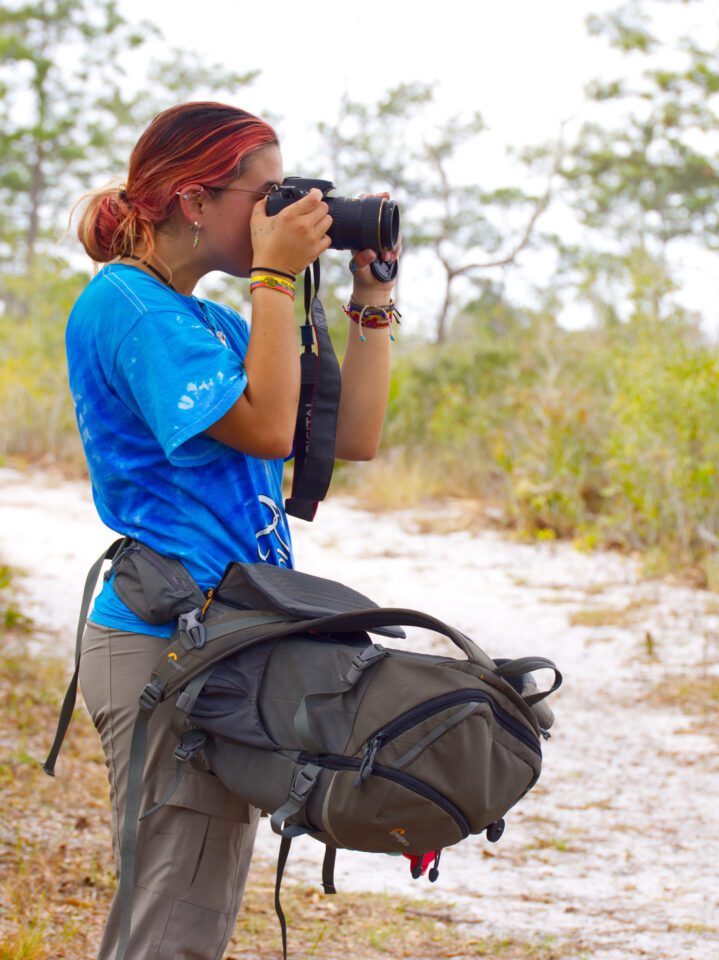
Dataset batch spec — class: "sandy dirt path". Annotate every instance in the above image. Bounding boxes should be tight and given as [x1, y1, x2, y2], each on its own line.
[1, 466, 717, 959]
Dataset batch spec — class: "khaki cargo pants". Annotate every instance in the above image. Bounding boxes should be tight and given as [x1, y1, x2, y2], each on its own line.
[80, 621, 259, 960]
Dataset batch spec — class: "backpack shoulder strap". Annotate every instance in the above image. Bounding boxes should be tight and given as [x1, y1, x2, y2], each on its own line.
[43, 538, 127, 776]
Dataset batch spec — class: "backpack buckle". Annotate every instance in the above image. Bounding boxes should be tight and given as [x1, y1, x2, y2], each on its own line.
[342, 644, 388, 686]
[177, 608, 207, 649]
[138, 677, 165, 711]
[288, 764, 321, 805]
[174, 729, 208, 763]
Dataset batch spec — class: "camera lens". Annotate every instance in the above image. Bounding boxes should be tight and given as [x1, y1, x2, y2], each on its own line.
[327, 196, 400, 253]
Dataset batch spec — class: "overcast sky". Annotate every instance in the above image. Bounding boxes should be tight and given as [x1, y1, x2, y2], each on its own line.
[117, 0, 719, 335]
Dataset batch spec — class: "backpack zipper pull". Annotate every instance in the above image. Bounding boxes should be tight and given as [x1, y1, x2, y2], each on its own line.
[354, 735, 383, 788]
[428, 849, 442, 882]
[200, 587, 215, 621]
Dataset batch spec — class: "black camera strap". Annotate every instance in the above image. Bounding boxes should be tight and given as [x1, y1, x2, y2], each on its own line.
[285, 260, 341, 522]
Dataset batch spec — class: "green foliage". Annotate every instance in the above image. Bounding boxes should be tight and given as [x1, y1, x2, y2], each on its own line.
[601, 317, 719, 562]
[566, 1, 719, 259]
[383, 281, 719, 579]
[0, 261, 86, 465]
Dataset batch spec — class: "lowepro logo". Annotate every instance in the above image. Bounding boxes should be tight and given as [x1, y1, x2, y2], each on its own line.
[166, 651, 183, 672]
[389, 827, 410, 847]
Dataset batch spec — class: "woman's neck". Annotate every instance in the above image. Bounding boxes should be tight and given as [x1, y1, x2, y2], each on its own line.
[122, 236, 204, 296]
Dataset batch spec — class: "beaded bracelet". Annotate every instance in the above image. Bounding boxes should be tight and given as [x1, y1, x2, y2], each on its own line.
[249, 274, 296, 301]
[343, 298, 401, 342]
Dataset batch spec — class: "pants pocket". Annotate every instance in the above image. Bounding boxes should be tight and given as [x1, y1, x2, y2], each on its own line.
[136, 763, 258, 913]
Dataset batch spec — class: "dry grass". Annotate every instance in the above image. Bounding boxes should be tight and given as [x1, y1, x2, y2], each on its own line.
[645, 673, 719, 743]
[0, 623, 571, 960]
[568, 598, 650, 629]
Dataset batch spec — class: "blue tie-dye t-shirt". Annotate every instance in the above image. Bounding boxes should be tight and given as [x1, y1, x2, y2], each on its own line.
[66, 263, 294, 637]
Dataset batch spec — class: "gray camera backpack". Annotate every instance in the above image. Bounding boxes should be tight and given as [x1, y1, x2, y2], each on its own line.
[45, 539, 562, 960]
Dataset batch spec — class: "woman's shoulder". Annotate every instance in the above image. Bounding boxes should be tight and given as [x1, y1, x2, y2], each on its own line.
[70, 264, 198, 325]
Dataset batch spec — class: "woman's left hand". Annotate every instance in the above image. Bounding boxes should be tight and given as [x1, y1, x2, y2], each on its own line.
[350, 192, 400, 303]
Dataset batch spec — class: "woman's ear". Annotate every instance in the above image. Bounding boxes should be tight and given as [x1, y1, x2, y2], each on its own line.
[175, 184, 205, 221]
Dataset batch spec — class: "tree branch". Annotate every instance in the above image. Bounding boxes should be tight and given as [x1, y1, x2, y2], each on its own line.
[452, 122, 566, 277]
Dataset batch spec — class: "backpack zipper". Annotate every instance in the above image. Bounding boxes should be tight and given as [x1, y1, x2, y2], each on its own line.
[299, 753, 471, 838]
[357, 689, 541, 783]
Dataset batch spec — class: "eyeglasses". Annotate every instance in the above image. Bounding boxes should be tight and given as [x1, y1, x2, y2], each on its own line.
[213, 184, 281, 197]
[176, 184, 280, 201]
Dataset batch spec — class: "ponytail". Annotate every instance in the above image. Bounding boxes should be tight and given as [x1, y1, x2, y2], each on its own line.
[76, 185, 154, 263]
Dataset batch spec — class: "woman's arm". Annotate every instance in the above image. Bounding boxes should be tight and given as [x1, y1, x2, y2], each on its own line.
[335, 240, 397, 461]
[205, 190, 331, 459]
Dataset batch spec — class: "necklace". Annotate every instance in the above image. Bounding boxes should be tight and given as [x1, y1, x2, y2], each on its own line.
[122, 253, 176, 291]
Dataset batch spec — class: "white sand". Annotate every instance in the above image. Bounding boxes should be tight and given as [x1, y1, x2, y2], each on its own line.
[1, 466, 717, 959]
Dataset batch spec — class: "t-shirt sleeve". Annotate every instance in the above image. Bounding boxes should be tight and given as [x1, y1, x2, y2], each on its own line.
[112, 308, 248, 466]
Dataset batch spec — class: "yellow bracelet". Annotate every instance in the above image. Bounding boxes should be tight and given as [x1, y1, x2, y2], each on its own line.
[249, 274, 295, 292]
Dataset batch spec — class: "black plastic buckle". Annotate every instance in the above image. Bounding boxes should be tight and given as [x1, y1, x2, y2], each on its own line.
[174, 730, 208, 763]
[139, 677, 165, 711]
[486, 818, 505, 843]
[177, 608, 207, 650]
[300, 323, 315, 349]
[342, 644, 388, 685]
[289, 766, 319, 805]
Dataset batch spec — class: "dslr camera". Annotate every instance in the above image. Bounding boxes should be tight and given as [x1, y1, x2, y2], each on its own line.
[266, 177, 400, 281]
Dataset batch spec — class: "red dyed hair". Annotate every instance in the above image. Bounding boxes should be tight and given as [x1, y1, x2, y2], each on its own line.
[78, 102, 278, 262]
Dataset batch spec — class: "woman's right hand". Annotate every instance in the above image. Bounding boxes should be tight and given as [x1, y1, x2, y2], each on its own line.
[250, 188, 332, 276]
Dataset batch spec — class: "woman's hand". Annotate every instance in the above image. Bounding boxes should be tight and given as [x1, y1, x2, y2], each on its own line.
[349, 192, 400, 304]
[250, 188, 332, 276]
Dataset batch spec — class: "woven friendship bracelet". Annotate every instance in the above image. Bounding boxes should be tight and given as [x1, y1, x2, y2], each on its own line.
[343, 299, 402, 342]
[250, 274, 295, 291]
[249, 274, 296, 301]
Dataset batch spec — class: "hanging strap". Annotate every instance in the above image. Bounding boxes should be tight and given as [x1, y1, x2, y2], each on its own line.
[272, 835, 338, 959]
[285, 260, 342, 521]
[275, 836, 293, 960]
[114, 697, 157, 960]
[322, 846, 337, 895]
[43, 537, 127, 776]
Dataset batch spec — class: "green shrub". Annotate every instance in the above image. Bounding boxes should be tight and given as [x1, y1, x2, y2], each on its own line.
[0, 264, 86, 467]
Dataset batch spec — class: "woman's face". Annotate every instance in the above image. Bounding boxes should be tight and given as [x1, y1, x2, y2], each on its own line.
[202, 144, 284, 278]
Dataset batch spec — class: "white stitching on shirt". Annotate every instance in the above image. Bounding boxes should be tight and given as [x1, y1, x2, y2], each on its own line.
[103, 269, 148, 315]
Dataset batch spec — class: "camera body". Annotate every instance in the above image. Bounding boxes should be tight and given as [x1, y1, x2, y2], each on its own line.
[266, 177, 400, 261]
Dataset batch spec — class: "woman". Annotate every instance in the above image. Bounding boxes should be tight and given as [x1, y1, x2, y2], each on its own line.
[67, 101, 397, 960]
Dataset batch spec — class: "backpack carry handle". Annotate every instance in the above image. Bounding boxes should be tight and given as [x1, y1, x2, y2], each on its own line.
[304, 607, 496, 669]
[494, 657, 562, 705]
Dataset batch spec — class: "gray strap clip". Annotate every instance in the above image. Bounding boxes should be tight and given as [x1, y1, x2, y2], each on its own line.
[174, 729, 207, 763]
[270, 762, 322, 836]
[341, 643, 388, 686]
[289, 764, 320, 806]
[138, 677, 165, 711]
[177, 608, 207, 650]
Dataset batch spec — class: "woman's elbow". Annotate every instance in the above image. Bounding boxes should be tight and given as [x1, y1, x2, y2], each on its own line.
[335, 439, 381, 462]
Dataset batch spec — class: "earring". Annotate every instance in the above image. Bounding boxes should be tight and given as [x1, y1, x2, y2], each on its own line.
[193, 221, 201, 249]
